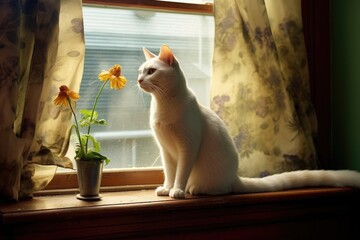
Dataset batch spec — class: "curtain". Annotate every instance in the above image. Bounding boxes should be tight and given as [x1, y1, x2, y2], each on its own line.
[0, 0, 84, 201]
[211, 0, 318, 177]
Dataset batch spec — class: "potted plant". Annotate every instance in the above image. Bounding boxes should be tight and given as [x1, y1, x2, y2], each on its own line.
[54, 64, 127, 200]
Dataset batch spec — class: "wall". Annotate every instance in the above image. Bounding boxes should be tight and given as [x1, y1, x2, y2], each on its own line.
[332, 0, 360, 171]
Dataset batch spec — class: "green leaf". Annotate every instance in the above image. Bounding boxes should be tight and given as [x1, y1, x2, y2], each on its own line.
[95, 119, 108, 125]
[80, 135, 88, 148]
[79, 119, 88, 127]
[79, 118, 108, 127]
[86, 150, 104, 160]
[75, 144, 85, 159]
[83, 134, 101, 152]
[85, 151, 110, 165]
[80, 109, 98, 119]
[78, 109, 107, 127]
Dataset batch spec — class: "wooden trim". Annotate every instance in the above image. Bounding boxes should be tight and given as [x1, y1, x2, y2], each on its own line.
[44, 168, 164, 191]
[2, 188, 359, 239]
[82, 0, 214, 15]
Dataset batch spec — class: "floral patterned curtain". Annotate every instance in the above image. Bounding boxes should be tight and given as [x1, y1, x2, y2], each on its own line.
[0, 0, 84, 201]
[211, 0, 318, 177]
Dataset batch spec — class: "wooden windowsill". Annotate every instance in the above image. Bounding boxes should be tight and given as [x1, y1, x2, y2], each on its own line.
[1, 187, 359, 239]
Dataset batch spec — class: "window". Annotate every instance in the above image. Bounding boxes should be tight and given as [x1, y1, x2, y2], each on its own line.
[47, 0, 214, 190]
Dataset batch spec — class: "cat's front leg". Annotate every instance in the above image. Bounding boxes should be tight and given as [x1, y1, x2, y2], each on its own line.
[169, 188, 185, 198]
[169, 152, 196, 198]
[155, 186, 171, 196]
[156, 150, 176, 196]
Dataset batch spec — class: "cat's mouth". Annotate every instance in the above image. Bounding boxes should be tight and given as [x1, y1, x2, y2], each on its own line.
[138, 80, 147, 92]
[138, 80, 165, 98]
[137, 80, 151, 92]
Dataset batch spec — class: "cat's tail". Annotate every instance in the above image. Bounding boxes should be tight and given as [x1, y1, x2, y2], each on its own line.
[234, 170, 360, 193]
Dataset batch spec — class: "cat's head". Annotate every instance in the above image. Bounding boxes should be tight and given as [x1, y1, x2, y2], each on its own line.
[138, 45, 184, 98]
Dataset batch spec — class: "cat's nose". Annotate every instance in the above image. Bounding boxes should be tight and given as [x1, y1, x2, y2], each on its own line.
[138, 79, 143, 84]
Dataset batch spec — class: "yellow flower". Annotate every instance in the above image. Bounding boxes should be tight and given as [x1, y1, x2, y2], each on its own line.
[98, 64, 127, 90]
[110, 75, 127, 89]
[54, 85, 80, 106]
[98, 71, 112, 81]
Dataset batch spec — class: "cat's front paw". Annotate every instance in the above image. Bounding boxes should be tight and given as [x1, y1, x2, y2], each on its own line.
[169, 188, 185, 198]
[155, 186, 170, 196]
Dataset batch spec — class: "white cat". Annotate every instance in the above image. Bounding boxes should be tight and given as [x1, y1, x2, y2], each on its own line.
[137, 45, 360, 198]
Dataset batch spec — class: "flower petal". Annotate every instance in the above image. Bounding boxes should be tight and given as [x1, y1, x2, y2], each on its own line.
[98, 71, 112, 81]
[109, 64, 121, 77]
[110, 75, 127, 90]
[68, 90, 80, 101]
[54, 85, 80, 106]
[60, 85, 70, 92]
[54, 91, 69, 106]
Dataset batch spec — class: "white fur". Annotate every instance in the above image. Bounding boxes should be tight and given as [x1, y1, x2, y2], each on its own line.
[138, 45, 360, 198]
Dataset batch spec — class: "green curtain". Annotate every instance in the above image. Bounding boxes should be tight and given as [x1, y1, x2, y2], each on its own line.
[211, 0, 318, 177]
[0, 0, 84, 201]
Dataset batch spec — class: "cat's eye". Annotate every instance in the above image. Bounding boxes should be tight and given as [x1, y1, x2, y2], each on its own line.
[148, 68, 156, 75]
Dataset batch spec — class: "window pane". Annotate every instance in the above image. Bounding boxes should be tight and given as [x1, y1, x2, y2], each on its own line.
[67, 6, 214, 169]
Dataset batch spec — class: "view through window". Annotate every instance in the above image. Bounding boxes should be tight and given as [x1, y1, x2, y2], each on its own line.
[67, 2, 214, 170]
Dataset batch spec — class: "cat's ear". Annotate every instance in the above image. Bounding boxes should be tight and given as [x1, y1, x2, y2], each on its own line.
[143, 47, 156, 60]
[158, 45, 175, 66]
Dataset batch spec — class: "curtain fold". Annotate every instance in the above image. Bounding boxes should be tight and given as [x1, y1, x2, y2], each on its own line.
[211, 0, 318, 177]
[0, 0, 84, 201]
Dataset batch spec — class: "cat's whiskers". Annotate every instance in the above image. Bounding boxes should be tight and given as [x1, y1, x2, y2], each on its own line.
[134, 83, 146, 106]
[150, 83, 166, 103]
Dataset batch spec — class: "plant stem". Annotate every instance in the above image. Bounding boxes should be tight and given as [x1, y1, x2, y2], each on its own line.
[68, 97, 85, 156]
[85, 79, 109, 154]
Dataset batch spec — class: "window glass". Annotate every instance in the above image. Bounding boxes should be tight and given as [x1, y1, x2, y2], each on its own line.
[67, 5, 214, 169]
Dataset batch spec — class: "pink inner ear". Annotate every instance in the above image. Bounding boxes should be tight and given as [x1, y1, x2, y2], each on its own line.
[158, 45, 174, 66]
[143, 47, 156, 60]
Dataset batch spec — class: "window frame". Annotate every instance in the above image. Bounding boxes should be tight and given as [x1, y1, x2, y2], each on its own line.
[45, 0, 331, 191]
[82, 0, 214, 15]
[44, 0, 214, 191]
